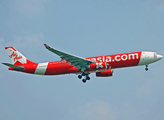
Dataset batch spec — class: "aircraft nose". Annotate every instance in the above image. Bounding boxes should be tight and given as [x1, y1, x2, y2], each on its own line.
[157, 54, 163, 60]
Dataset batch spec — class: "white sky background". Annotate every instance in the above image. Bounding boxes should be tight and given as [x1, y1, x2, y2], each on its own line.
[0, 0, 164, 120]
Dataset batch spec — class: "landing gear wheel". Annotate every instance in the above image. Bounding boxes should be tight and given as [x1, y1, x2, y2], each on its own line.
[86, 76, 90, 80]
[82, 79, 86, 83]
[78, 75, 82, 79]
[82, 72, 86, 76]
[145, 68, 148, 71]
[145, 65, 148, 71]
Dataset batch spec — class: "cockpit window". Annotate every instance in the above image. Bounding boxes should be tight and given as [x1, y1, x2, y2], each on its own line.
[154, 53, 157, 58]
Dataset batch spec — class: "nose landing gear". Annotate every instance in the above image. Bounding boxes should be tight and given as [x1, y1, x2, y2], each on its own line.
[145, 64, 148, 71]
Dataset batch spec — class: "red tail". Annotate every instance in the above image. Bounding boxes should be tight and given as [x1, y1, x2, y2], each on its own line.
[5, 46, 35, 65]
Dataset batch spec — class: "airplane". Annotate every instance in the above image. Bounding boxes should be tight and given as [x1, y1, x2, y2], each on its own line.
[2, 44, 163, 83]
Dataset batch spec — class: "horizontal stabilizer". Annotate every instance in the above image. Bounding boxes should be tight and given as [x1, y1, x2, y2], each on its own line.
[2, 63, 24, 71]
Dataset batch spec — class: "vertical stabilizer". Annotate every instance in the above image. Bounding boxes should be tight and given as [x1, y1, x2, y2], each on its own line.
[5, 46, 34, 65]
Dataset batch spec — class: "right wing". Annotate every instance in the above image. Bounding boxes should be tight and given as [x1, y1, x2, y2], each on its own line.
[44, 44, 94, 71]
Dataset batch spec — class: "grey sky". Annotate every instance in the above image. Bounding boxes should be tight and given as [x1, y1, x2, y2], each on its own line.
[0, 0, 164, 120]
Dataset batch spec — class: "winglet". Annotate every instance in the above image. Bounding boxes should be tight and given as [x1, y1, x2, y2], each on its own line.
[44, 44, 51, 49]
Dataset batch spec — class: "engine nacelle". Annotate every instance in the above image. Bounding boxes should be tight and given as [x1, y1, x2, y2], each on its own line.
[96, 69, 113, 77]
[89, 62, 111, 70]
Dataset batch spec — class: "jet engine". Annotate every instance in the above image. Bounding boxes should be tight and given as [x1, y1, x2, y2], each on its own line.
[96, 69, 113, 77]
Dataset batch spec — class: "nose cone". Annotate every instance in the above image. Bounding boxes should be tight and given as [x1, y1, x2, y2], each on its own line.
[157, 54, 163, 60]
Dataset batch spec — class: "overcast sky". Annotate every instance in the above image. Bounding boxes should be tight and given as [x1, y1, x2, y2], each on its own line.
[0, 0, 164, 120]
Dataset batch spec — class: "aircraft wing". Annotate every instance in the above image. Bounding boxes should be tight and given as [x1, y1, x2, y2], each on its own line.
[44, 44, 94, 71]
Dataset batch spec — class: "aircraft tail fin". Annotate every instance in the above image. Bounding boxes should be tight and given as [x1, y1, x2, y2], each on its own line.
[5, 46, 35, 65]
[2, 63, 24, 71]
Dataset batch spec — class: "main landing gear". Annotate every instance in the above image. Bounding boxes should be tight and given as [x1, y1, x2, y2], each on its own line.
[78, 72, 90, 83]
[145, 64, 148, 71]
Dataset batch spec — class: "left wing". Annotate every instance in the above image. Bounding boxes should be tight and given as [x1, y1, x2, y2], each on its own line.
[44, 44, 94, 71]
